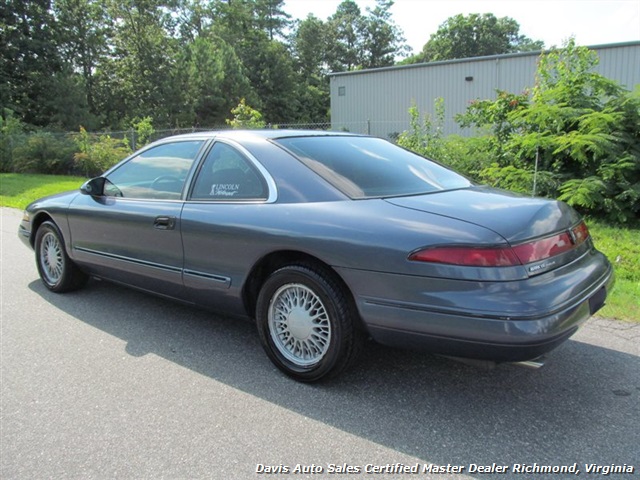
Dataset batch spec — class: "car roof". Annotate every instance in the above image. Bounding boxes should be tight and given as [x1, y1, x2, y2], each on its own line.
[154, 129, 366, 143]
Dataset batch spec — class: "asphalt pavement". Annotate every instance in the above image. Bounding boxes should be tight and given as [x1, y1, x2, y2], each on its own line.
[1, 207, 638, 480]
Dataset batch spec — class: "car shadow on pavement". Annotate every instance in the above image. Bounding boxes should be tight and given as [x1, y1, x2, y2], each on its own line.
[29, 278, 639, 477]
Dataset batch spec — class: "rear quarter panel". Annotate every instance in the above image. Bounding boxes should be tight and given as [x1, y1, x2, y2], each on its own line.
[179, 198, 509, 313]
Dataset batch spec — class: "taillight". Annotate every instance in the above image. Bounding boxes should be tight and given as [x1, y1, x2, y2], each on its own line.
[571, 221, 590, 245]
[408, 246, 520, 267]
[409, 221, 590, 268]
[511, 232, 573, 264]
[513, 221, 590, 264]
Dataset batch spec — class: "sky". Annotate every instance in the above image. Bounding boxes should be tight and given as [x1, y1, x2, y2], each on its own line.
[283, 0, 640, 56]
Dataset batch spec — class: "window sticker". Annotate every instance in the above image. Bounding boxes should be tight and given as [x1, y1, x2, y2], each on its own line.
[210, 183, 239, 197]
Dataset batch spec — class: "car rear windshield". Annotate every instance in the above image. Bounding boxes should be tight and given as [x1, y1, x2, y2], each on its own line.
[274, 136, 471, 199]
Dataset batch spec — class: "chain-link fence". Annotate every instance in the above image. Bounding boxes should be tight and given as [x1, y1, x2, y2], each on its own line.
[0, 120, 417, 176]
[0, 121, 347, 176]
[74, 121, 337, 149]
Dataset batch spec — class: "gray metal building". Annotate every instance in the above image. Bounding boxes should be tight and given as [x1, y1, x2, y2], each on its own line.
[329, 41, 640, 138]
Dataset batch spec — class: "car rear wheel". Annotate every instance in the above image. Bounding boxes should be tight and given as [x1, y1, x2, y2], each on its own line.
[35, 221, 88, 293]
[256, 264, 362, 382]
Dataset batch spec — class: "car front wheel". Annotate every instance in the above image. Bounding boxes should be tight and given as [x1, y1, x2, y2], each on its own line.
[256, 264, 362, 382]
[35, 221, 88, 293]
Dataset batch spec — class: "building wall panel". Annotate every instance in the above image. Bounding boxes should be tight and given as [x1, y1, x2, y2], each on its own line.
[330, 42, 640, 139]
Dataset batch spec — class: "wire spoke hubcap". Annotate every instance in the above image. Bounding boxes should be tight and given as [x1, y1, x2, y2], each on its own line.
[268, 283, 331, 366]
[40, 232, 64, 284]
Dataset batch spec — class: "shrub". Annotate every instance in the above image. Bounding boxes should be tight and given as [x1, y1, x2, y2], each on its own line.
[397, 102, 496, 182]
[454, 39, 640, 224]
[129, 116, 155, 149]
[73, 127, 131, 177]
[226, 99, 266, 129]
[0, 110, 27, 173]
[397, 99, 447, 160]
[12, 132, 77, 175]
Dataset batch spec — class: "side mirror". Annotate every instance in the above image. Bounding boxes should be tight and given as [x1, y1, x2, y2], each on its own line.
[80, 177, 106, 196]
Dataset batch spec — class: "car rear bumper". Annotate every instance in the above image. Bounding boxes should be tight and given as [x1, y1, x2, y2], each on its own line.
[336, 251, 614, 362]
[360, 284, 607, 362]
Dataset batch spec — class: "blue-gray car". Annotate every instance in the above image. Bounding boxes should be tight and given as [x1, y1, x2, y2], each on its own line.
[19, 130, 614, 381]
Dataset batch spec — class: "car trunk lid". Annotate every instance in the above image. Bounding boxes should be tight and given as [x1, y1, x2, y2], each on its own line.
[384, 186, 581, 243]
[387, 187, 590, 276]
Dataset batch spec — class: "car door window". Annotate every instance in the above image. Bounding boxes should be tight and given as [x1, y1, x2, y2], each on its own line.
[104, 141, 204, 199]
[191, 142, 268, 200]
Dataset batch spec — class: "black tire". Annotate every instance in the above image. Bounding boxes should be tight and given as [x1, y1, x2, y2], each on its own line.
[35, 221, 88, 293]
[256, 263, 362, 382]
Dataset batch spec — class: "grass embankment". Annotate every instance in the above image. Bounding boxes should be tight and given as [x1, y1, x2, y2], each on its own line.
[0, 173, 87, 209]
[1, 173, 638, 322]
[587, 221, 639, 322]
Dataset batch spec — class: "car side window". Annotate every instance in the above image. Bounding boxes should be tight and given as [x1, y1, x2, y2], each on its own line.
[104, 141, 203, 200]
[190, 142, 268, 200]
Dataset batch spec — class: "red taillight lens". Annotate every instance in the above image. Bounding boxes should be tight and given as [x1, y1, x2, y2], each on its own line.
[571, 221, 590, 245]
[409, 222, 590, 268]
[512, 232, 573, 264]
[408, 246, 520, 267]
[512, 221, 590, 264]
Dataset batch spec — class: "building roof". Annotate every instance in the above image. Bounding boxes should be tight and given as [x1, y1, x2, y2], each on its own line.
[329, 40, 640, 78]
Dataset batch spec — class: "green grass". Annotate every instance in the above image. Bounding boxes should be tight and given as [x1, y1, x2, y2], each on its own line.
[587, 220, 640, 322]
[2, 173, 638, 322]
[0, 173, 87, 209]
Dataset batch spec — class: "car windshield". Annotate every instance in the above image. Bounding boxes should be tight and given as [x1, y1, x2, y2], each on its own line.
[274, 136, 471, 199]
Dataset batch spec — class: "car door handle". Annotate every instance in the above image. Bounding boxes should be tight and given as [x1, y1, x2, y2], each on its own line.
[154, 216, 176, 230]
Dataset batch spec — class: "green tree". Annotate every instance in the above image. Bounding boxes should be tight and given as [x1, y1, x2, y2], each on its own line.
[291, 14, 330, 122]
[54, 0, 109, 116]
[209, 0, 298, 123]
[0, 0, 101, 130]
[456, 39, 640, 224]
[211, 0, 257, 46]
[326, 0, 366, 72]
[248, 39, 299, 123]
[0, 0, 416, 130]
[180, 34, 255, 126]
[254, 0, 291, 40]
[325, 0, 407, 71]
[94, 0, 181, 128]
[292, 14, 328, 80]
[45, 70, 101, 130]
[404, 13, 543, 64]
[170, 0, 213, 42]
[361, 0, 407, 68]
[0, 0, 65, 126]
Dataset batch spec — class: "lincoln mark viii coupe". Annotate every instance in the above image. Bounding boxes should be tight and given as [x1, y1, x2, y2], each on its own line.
[19, 130, 613, 381]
